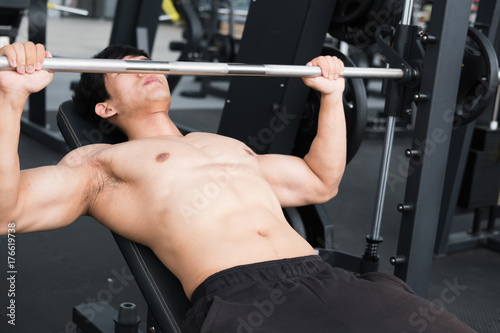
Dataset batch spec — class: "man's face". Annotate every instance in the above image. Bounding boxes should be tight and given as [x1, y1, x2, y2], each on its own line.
[103, 55, 171, 118]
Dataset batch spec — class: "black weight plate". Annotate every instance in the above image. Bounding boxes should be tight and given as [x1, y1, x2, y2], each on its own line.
[328, 0, 402, 48]
[331, 0, 373, 25]
[207, 34, 236, 63]
[455, 27, 499, 127]
[293, 46, 368, 165]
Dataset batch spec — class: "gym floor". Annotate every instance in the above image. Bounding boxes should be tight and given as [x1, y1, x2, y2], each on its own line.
[0, 15, 499, 333]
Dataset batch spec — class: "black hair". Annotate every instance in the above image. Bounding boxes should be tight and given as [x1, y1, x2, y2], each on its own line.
[72, 45, 149, 142]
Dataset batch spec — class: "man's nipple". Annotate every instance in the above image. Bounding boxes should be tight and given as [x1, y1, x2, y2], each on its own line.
[156, 152, 170, 163]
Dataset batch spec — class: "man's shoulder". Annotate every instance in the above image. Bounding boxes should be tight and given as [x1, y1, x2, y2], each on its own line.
[58, 143, 113, 168]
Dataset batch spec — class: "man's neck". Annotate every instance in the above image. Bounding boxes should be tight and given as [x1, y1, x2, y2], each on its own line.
[125, 112, 183, 140]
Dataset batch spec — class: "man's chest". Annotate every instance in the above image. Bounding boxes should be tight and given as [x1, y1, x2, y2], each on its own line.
[95, 134, 259, 183]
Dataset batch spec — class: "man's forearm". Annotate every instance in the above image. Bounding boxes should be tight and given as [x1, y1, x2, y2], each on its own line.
[303, 93, 346, 194]
[0, 95, 26, 222]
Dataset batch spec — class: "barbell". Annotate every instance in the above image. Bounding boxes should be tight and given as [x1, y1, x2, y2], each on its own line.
[1, 44, 500, 127]
[1, 54, 499, 81]
[0, 56, 407, 79]
[1, 54, 499, 83]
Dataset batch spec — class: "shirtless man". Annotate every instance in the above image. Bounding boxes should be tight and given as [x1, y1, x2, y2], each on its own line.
[0, 42, 474, 332]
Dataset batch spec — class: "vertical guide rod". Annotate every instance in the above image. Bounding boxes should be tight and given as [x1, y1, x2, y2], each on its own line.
[370, 116, 397, 240]
[368, 0, 415, 247]
[490, 85, 500, 130]
[402, 0, 415, 26]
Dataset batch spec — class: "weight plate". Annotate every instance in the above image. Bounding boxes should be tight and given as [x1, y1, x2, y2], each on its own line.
[454, 26, 499, 127]
[293, 45, 368, 165]
[331, 0, 373, 25]
[328, 0, 402, 48]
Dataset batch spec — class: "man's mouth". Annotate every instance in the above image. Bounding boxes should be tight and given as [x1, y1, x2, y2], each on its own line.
[144, 76, 160, 85]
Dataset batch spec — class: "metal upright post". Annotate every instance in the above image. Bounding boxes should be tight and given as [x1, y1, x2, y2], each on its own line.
[434, 123, 476, 256]
[393, 0, 473, 297]
[434, 0, 500, 257]
[109, 0, 162, 56]
[361, 0, 414, 272]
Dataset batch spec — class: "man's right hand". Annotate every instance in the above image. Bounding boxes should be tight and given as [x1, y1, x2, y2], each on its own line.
[0, 42, 53, 100]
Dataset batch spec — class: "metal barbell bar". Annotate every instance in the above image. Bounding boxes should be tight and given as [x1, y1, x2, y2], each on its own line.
[3, 56, 499, 81]
[0, 56, 406, 79]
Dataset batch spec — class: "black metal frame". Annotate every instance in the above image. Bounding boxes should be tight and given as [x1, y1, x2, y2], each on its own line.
[392, 0, 474, 297]
[434, 0, 500, 258]
[109, 0, 163, 56]
[0, 0, 28, 44]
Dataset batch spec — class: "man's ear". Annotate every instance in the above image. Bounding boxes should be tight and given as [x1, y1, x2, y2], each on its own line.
[95, 102, 117, 119]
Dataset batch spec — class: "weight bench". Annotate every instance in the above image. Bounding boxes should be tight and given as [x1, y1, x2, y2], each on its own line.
[57, 100, 191, 333]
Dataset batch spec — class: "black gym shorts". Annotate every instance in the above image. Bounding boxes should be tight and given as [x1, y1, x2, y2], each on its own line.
[182, 255, 475, 333]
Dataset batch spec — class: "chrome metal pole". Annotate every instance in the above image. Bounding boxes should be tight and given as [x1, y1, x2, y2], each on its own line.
[490, 85, 500, 130]
[0, 56, 406, 79]
[370, 115, 397, 240]
[402, 0, 415, 26]
[366, 0, 415, 259]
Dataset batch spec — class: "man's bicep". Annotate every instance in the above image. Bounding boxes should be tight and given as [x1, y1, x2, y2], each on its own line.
[258, 154, 329, 207]
[12, 162, 94, 233]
